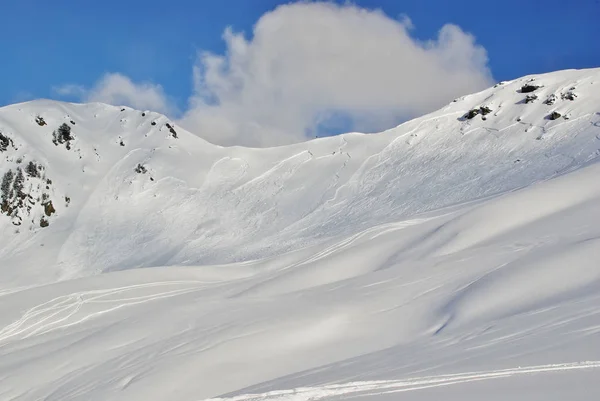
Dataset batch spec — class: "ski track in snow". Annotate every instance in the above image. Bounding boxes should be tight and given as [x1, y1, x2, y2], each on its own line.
[204, 361, 600, 401]
[0, 281, 208, 344]
[2, 69, 600, 401]
[296, 216, 434, 267]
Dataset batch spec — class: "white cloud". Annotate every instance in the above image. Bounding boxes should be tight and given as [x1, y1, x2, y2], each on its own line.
[178, 2, 494, 146]
[52, 84, 87, 98]
[54, 73, 174, 115]
[53, 2, 494, 147]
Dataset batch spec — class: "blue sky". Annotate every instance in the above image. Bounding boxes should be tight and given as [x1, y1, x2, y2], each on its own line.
[1, 0, 599, 145]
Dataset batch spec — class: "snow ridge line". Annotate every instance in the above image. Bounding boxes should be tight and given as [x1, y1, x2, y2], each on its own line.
[203, 361, 600, 400]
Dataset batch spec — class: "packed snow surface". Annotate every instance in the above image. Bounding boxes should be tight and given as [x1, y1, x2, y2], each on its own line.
[1, 68, 600, 400]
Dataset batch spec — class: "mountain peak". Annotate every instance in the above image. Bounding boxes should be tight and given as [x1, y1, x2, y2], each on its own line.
[1, 67, 600, 286]
[2, 68, 600, 401]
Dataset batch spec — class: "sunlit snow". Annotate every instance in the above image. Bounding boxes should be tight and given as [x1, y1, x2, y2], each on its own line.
[1, 68, 600, 400]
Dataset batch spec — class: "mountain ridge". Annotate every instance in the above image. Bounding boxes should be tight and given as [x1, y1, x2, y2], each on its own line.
[1, 67, 600, 400]
[1, 67, 599, 287]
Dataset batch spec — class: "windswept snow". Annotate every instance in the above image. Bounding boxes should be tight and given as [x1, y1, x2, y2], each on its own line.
[1, 68, 600, 400]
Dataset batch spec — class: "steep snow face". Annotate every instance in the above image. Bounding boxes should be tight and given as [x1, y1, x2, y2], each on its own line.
[1, 68, 600, 401]
[1, 149, 600, 401]
[1, 68, 600, 287]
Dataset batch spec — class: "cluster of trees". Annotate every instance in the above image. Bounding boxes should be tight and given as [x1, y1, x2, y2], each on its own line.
[1, 168, 25, 215]
[52, 123, 74, 149]
[1, 163, 55, 227]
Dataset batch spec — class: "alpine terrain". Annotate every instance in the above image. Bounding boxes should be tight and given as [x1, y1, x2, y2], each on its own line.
[1, 68, 600, 400]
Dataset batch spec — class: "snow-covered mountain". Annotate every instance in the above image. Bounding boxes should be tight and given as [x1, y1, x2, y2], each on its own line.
[1, 68, 600, 400]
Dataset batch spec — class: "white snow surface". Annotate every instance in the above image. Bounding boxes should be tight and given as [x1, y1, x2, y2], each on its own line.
[1, 68, 600, 400]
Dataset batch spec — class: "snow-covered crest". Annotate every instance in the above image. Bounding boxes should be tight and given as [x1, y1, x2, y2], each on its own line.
[1, 68, 599, 286]
[1, 68, 600, 400]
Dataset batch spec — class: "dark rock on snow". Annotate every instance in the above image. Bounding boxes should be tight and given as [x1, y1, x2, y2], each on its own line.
[465, 109, 480, 119]
[525, 94, 538, 103]
[520, 84, 541, 93]
[549, 111, 562, 120]
[544, 94, 557, 105]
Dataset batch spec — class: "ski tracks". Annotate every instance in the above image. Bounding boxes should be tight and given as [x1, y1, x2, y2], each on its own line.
[203, 361, 600, 401]
[297, 216, 435, 268]
[0, 281, 207, 345]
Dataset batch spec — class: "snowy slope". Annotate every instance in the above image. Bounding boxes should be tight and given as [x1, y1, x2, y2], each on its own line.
[2, 68, 600, 287]
[1, 68, 600, 400]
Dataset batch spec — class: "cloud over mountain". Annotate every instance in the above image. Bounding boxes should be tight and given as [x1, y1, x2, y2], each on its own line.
[55, 2, 493, 146]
